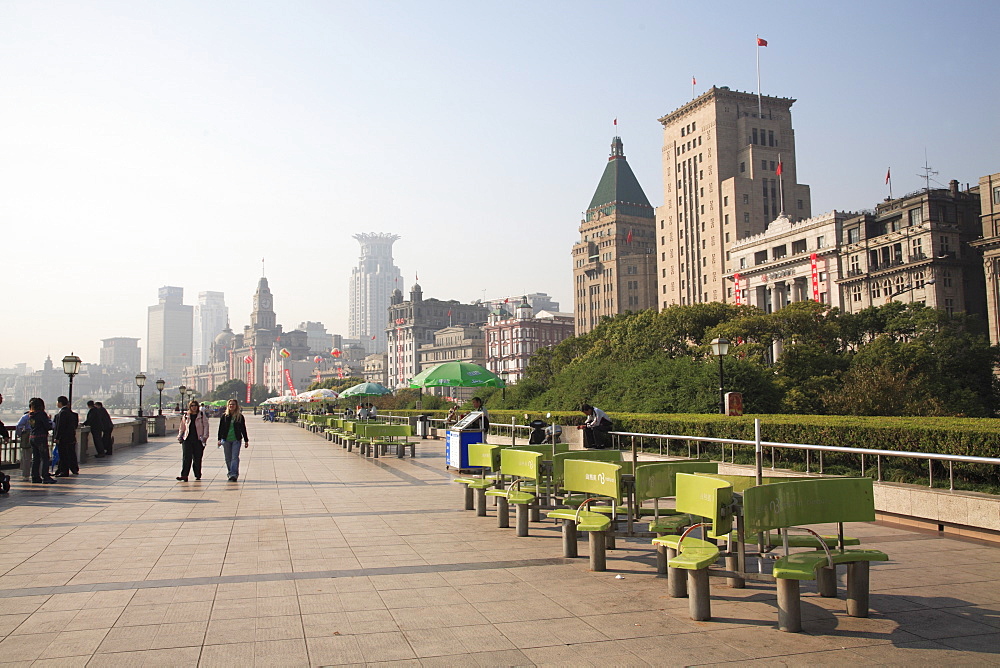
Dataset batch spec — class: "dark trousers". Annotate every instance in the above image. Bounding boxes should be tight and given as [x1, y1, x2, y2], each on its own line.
[91, 429, 106, 455]
[103, 430, 113, 454]
[583, 419, 612, 449]
[56, 440, 79, 474]
[30, 436, 52, 481]
[181, 442, 204, 479]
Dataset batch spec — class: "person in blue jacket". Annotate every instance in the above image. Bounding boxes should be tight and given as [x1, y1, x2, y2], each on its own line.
[17, 398, 56, 483]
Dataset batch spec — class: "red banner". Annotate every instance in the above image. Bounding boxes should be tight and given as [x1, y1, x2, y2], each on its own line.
[246, 369, 252, 404]
[284, 368, 296, 395]
[810, 253, 820, 301]
[734, 273, 742, 305]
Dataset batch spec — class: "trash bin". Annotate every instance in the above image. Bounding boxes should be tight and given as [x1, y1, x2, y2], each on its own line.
[415, 414, 430, 438]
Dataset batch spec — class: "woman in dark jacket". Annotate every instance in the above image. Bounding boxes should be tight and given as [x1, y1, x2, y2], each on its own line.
[217, 399, 249, 482]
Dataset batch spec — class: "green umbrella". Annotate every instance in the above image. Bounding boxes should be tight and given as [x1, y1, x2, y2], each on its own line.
[340, 382, 393, 398]
[409, 362, 505, 388]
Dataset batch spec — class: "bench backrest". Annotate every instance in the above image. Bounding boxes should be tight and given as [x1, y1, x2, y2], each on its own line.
[693, 473, 786, 493]
[743, 477, 876, 535]
[675, 473, 734, 538]
[634, 460, 718, 503]
[467, 443, 501, 471]
[552, 451, 623, 483]
[499, 449, 543, 481]
[354, 424, 412, 438]
[562, 459, 623, 501]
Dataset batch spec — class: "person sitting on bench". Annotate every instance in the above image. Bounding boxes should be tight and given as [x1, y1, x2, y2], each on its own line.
[578, 404, 612, 449]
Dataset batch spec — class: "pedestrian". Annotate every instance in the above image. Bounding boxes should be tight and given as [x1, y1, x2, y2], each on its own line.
[578, 404, 613, 449]
[217, 399, 249, 482]
[96, 401, 114, 455]
[83, 400, 106, 457]
[52, 396, 79, 477]
[468, 397, 490, 432]
[0, 393, 9, 447]
[17, 398, 56, 484]
[176, 400, 209, 482]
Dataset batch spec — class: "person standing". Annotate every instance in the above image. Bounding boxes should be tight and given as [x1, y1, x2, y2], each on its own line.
[578, 404, 613, 449]
[96, 401, 114, 455]
[52, 396, 79, 477]
[83, 401, 106, 457]
[176, 401, 209, 482]
[217, 399, 249, 482]
[19, 398, 55, 484]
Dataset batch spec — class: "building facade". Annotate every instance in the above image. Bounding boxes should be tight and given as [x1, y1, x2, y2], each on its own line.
[727, 211, 849, 312]
[416, 326, 486, 402]
[385, 284, 488, 389]
[297, 321, 334, 355]
[147, 286, 193, 379]
[572, 136, 658, 335]
[838, 181, 985, 316]
[193, 291, 228, 366]
[482, 293, 560, 316]
[972, 172, 1000, 345]
[349, 233, 403, 355]
[484, 299, 574, 384]
[656, 86, 812, 307]
[99, 337, 141, 375]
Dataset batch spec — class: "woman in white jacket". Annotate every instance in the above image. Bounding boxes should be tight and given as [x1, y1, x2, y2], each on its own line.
[177, 401, 210, 481]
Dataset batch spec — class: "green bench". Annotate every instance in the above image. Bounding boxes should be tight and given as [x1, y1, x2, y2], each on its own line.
[355, 424, 415, 458]
[453, 443, 502, 513]
[547, 459, 623, 571]
[486, 449, 543, 536]
[651, 473, 733, 621]
[743, 477, 888, 632]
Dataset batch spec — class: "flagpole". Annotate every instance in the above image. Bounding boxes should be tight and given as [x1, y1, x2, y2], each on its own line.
[756, 35, 763, 119]
[692, 76, 695, 100]
[887, 167, 893, 200]
[777, 152, 785, 215]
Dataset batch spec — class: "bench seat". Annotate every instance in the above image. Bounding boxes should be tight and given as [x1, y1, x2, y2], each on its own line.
[547, 509, 612, 533]
[773, 548, 888, 580]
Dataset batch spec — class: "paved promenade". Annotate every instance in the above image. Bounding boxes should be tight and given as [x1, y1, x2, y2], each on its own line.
[0, 421, 999, 666]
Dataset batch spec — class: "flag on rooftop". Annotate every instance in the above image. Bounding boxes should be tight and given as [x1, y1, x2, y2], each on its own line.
[757, 37, 768, 46]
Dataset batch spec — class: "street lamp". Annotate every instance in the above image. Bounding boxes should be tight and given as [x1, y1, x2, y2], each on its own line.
[61, 353, 82, 407]
[135, 373, 146, 417]
[155, 378, 165, 416]
[887, 278, 936, 303]
[710, 337, 730, 415]
[178, 385, 187, 412]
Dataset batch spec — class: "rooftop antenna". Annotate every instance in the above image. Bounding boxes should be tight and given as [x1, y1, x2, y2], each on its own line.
[261, 257, 265, 277]
[917, 150, 938, 193]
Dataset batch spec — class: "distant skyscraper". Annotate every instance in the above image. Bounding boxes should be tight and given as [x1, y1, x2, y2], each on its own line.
[193, 291, 228, 365]
[350, 233, 403, 354]
[297, 321, 334, 354]
[147, 286, 193, 377]
[100, 337, 141, 375]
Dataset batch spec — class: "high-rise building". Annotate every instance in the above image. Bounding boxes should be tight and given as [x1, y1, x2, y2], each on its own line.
[193, 291, 228, 366]
[297, 321, 334, 355]
[571, 136, 658, 335]
[972, 172, 1000, 345]
[350, 233, 403, 354]
[147, 286, 193, 378]
[100, 337, 141, 375]
[656, 86, 812, 307]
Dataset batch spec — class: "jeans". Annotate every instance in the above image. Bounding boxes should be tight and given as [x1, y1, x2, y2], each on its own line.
[221, 440, 242, 478]
[30, 436, 52, 481]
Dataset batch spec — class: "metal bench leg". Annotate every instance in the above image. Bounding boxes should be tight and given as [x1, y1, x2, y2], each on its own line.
[846, 561, 870, 617]
[726, 555, 745, 588]
[562, 519, 578, 558]
[589, 531, 607, 571]
[515, 504, 529, 537]
[776, 578, 802, 632]
[497, 497, 509, 528]
[688, 569, 712, 621]
[817, 566, 837, 598]
[666, 547, 687, 598]
[463, 486, 474, 511]
[475, 489, 487, 517]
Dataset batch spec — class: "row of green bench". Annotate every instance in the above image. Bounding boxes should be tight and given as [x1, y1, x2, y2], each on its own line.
[300, 415, 415, 458]
[454, 443, 888, 634]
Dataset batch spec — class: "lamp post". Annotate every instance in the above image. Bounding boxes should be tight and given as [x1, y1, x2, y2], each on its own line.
[135, 373, 146, 417]
[62, 353, 82, 407]
[710, 338, 730, 415]
[886, 278, 936, 304]
[155, 379, 165, 416]
[178, 385, 187, 412]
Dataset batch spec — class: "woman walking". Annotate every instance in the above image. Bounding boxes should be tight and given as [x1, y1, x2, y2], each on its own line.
[217, 399, 249, 482]
[177, 400, 209, 482]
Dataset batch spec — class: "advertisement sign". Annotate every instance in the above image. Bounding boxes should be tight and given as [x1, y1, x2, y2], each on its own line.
[810, 253, 820, 302]
[284, 368, 297, 396]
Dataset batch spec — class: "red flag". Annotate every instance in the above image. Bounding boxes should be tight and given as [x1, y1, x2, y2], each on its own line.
[626, 229, 633, 244]
[885, 167, 891, 184]
[447, 309, 452, 317]
[613, 118, 617, 126]
[775, 162, 783, 176]
[371, 334, 376, 340]
[691, 76, 696, 86]
[757, 37, 768, 47]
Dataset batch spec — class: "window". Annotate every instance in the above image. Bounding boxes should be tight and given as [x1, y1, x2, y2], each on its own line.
[752, 128, 758, 144]
[754, 250, 768, 265]
[772, 244, 787, 259]
[851, 285, 862, 302]
[908, 208, 923, 226]
[940, 236, 951, 253]
[915, 271, 925, 288]
[744, 212, 750, 223]
[797, 199, 803, 210]
[943, 270, 953, 287]
[761, 159, 768, 170]
[847, 227, 860, 244]
[739, 257, 746, 269]
[743, 194, 750, 204]
[770, 161, 775, 171]
[850, 255, 860, 273]
[944, 298, 954, 315]
[724, 196, 729, 206]
[816, 235, 826, 248]
[626, 265, 637, 275]
[724, 214, 730, 225]
[911, 237, 923, 259]
[872, 282, 881, 299]
[994, 186, 1000, 205]
[740, 162, 746, 173]
[768, 130, 775, 147]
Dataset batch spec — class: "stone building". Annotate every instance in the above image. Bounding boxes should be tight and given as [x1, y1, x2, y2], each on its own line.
[971, 172, 1000, 345]
[727, 211, 850, 311]
[385, 284, 488, 389]
[416, 326, 486, 402]
[484, 299, 574, 384]
[350, 233, 403, 355]
[838, 181, 985, 316]
[656, 86, 812, 307]
[572, 136, 657, 335]
[99, 337, 141, 375]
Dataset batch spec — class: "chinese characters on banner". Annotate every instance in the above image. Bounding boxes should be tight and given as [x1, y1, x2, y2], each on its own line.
[733, 273, 742, 305]
[810, 253, 820, 301]
[284, 368, 297, 395]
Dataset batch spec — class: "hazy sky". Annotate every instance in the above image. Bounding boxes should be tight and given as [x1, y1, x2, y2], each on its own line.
[3, 0, 998, 370]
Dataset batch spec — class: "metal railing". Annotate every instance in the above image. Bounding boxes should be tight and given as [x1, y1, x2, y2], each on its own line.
[609, 419, 1000, 491]
[1, 427, 18, 466]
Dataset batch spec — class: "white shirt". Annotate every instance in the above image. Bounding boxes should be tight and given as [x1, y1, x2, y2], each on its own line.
[584, 407, 609, 428]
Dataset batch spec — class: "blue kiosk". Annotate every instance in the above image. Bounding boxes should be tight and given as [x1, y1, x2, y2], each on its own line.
[445, 411, 486, 470]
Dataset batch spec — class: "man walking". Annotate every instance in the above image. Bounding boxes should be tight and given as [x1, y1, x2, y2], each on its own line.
[53, 396, 80, 476]
[83, 400, 106, 457]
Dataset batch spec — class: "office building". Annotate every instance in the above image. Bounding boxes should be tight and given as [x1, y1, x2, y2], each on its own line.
[350, 233, 403, 354]
[99, 337, 141, 375]
[193, 291, 228, 366]
[147, 286, 193, 378]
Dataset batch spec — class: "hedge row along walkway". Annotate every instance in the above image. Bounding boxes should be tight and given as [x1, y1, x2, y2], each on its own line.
[0, 421, 997, 665]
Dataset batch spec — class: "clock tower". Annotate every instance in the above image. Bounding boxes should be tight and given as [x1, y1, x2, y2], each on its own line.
[251, 277, 277, 331]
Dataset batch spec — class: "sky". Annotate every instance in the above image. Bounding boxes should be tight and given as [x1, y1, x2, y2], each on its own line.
[2, 0, 998, 370]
